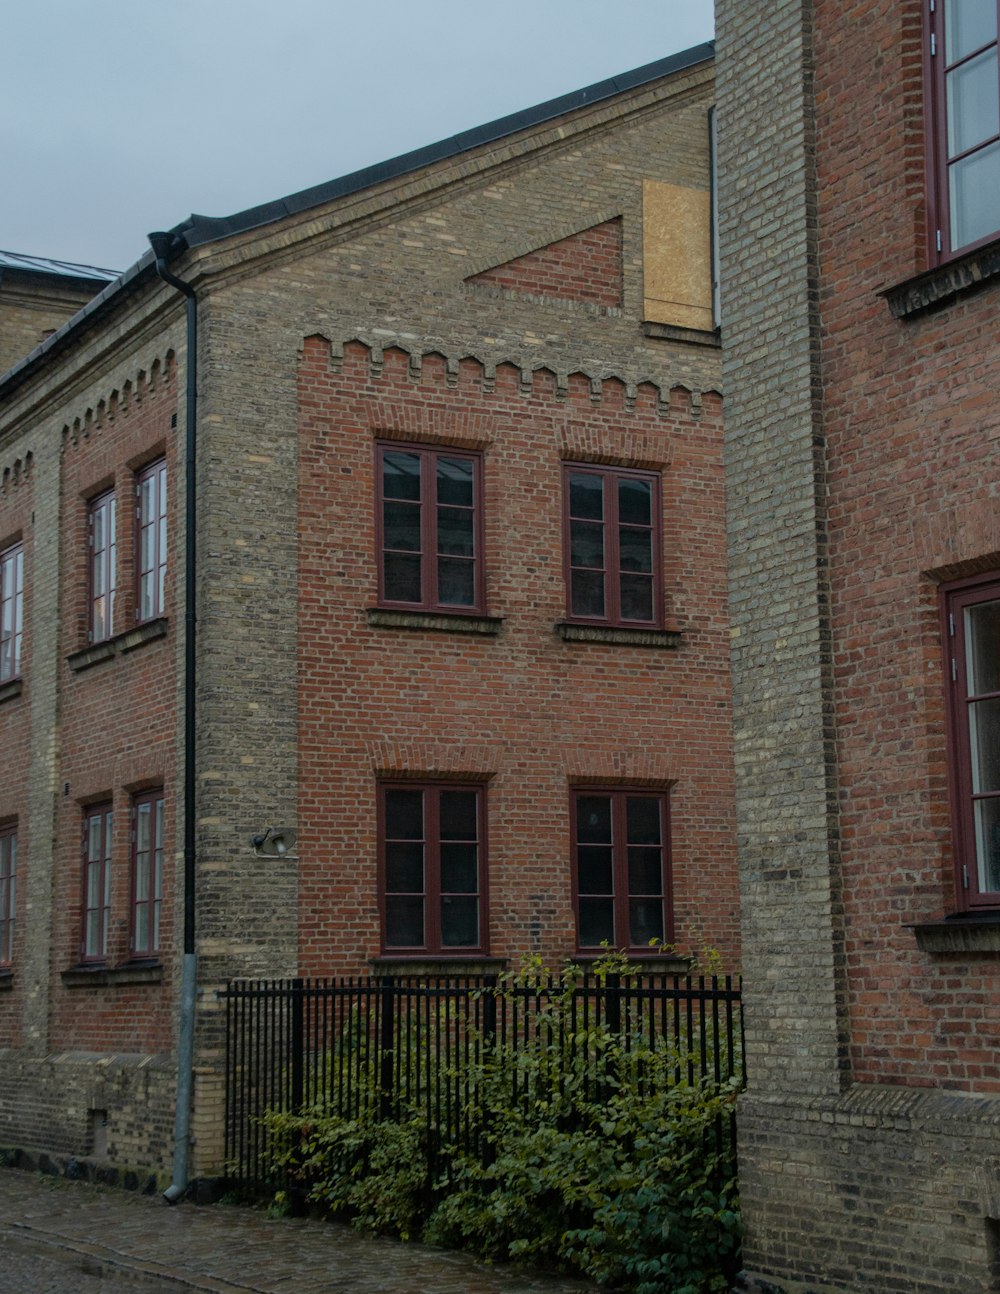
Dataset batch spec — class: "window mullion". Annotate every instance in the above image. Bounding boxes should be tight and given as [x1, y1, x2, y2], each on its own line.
[422, 451, 436, 611]
[426, 787, 441, 952]
[613, 793, 629, 948]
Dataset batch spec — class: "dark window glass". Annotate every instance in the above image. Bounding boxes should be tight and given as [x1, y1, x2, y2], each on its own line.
[946, 578, 1000, 907]
[132, 792, 164, 956]
[380, 782, 486, 954]
[82, 804, 112, 962]
[0, 542, 23, 683]
[563, 464, 662, 626]
[573, 790, 670, 950]
[136, 459, 167, 623]
[88, 491, 116, 642]
[377, 444, 483, 613]
[928, 1, 1000, 257]
[0, 825, 15, 964]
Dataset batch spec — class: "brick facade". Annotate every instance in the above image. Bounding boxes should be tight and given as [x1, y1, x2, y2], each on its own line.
[0, 50, 733, 1183]
[716, 1, 1000, 1290]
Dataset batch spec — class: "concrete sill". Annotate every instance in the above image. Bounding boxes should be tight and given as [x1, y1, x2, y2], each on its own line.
[906, 915, 1000, 954]
[573, 954, 693, 974]
[370, 956, 508, 978]
[366, 608, 502, 635]
[641, 320, 721, 348]
[556, 621, 681, 648]
[881, 238, 1000, 318]
[62, 962, 164, 988]
[0, 678, 23, 705]
[68, 617, 169, 673]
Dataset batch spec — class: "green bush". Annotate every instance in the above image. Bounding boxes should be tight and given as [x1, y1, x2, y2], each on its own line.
[262, 955, 741, 1293]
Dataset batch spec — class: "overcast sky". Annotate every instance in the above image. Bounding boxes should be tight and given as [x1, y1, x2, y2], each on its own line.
[1, 1, 714, 274]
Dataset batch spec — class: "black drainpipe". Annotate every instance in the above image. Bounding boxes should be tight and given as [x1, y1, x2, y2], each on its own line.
[147, 232, 198, 1203]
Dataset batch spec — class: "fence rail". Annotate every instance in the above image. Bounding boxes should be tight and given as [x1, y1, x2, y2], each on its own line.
[220, 971, 743, 1191]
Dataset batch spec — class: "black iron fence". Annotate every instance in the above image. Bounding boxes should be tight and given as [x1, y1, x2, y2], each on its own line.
[220, 971, 743, 1191]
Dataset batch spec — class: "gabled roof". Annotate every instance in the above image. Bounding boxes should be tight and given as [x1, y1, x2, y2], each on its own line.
[0, 42, 713, 395]
[0, 249, 119, 284]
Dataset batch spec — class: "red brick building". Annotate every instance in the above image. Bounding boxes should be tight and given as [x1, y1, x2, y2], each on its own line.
[0, 45, 735, 1186]
[717, 2, 1000, 1290]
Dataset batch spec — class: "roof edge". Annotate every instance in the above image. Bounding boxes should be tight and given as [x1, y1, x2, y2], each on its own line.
[174, 42, 714, 249]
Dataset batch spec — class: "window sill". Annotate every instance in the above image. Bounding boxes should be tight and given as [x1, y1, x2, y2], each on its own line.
[67, 617, 169, 673]
[906, 914, 1000, 954]
[0, 678, 23, 704]
[574, 953, 692, 974]
[556, 621, 681, 648]
[366, 608, 502, 636]
[370, 956, 507, 978]
[61, 961, 164, 988]
[880, 238, 1000, 319]
[641, 320, 721, 348]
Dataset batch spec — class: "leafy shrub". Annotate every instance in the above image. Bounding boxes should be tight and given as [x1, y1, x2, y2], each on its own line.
[262, 955, 741, 1293]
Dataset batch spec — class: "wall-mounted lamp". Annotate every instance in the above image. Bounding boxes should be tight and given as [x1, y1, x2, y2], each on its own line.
[250, 826, 298, 858]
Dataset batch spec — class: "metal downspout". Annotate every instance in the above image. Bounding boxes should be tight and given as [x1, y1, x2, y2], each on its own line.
[148, 232, 197, 1204]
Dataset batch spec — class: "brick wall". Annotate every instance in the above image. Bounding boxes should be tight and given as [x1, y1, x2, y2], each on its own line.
[716, 0, 1000, 1289]
[465, 218, 623, 307]
[295, 337, 737, 973]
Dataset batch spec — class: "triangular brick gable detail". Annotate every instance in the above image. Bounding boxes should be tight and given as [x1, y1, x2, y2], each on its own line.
[465, 218, 622, 307]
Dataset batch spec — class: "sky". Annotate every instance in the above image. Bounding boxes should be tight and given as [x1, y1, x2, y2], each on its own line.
[1, 0, 714, 274]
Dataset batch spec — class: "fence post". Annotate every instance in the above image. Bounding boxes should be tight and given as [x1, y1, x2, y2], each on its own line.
[604, 972, 621, 1034]
[379, 977, 396, 1121]
[290, 977, 305, 1112]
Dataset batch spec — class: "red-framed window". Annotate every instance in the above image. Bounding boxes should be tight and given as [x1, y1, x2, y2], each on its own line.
[0, 824, 16, 965]
[376, 443, 484, 613]
[0, 540, 23, 682]
[131, 791, 163, 957]
[82, 804, 112, 962]
[563, 464, 663, 627]
[926, 1, 1000, 260]
[944, 574, 1000, 909]
[136, 459, 167, 623]
[378, 782, 486, 955]
[88, 489, 116, 642]
[572, 788, 672, 951]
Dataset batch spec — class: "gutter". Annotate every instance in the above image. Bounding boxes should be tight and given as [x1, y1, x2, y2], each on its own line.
[147, 231, 198, 1205]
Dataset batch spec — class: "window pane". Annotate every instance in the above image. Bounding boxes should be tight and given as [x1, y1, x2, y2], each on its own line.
[385, 789, 423, 840]
[620, 574, 654, 622]
[383, 553, 422, 602]
[577, 845, 614, 895]
[946, 48, 1000, 156]
[628, 846, 663, 896]
[945, 0, 997, 63]
[576, 796, 612, 843]
[441, 895, 478, 946]
[437, 506, 474, 557]
[382, 451, 421, 501]
[386, 841, 424, 893]
[969, 697, 1000, 793]
[569, 473, 604, 520]
[618, 477, 652, 526]
[440, 842, 478, 893]
[437, 557, 475, 606]
[383, 499, 421, 552]
[571, 570, 605, 618]
[440, 790, 478, 839]
[626, 797, 662, 845]
[570, 520, 604, 569]
[579, 897, 615, 946]
[386, 896, 424, 946]
[973, 796, 1000, 892]
[436, 457, 474, 507]
[619, 527, 653, 574]
[949, 139, 1000, 250]
[629, 898, 664, 946]
[966, 599, 1000, 695]
[135, 906, 149, 952]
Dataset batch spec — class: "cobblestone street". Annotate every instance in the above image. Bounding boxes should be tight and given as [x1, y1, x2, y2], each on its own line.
[0, 1168, 599, 1293]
